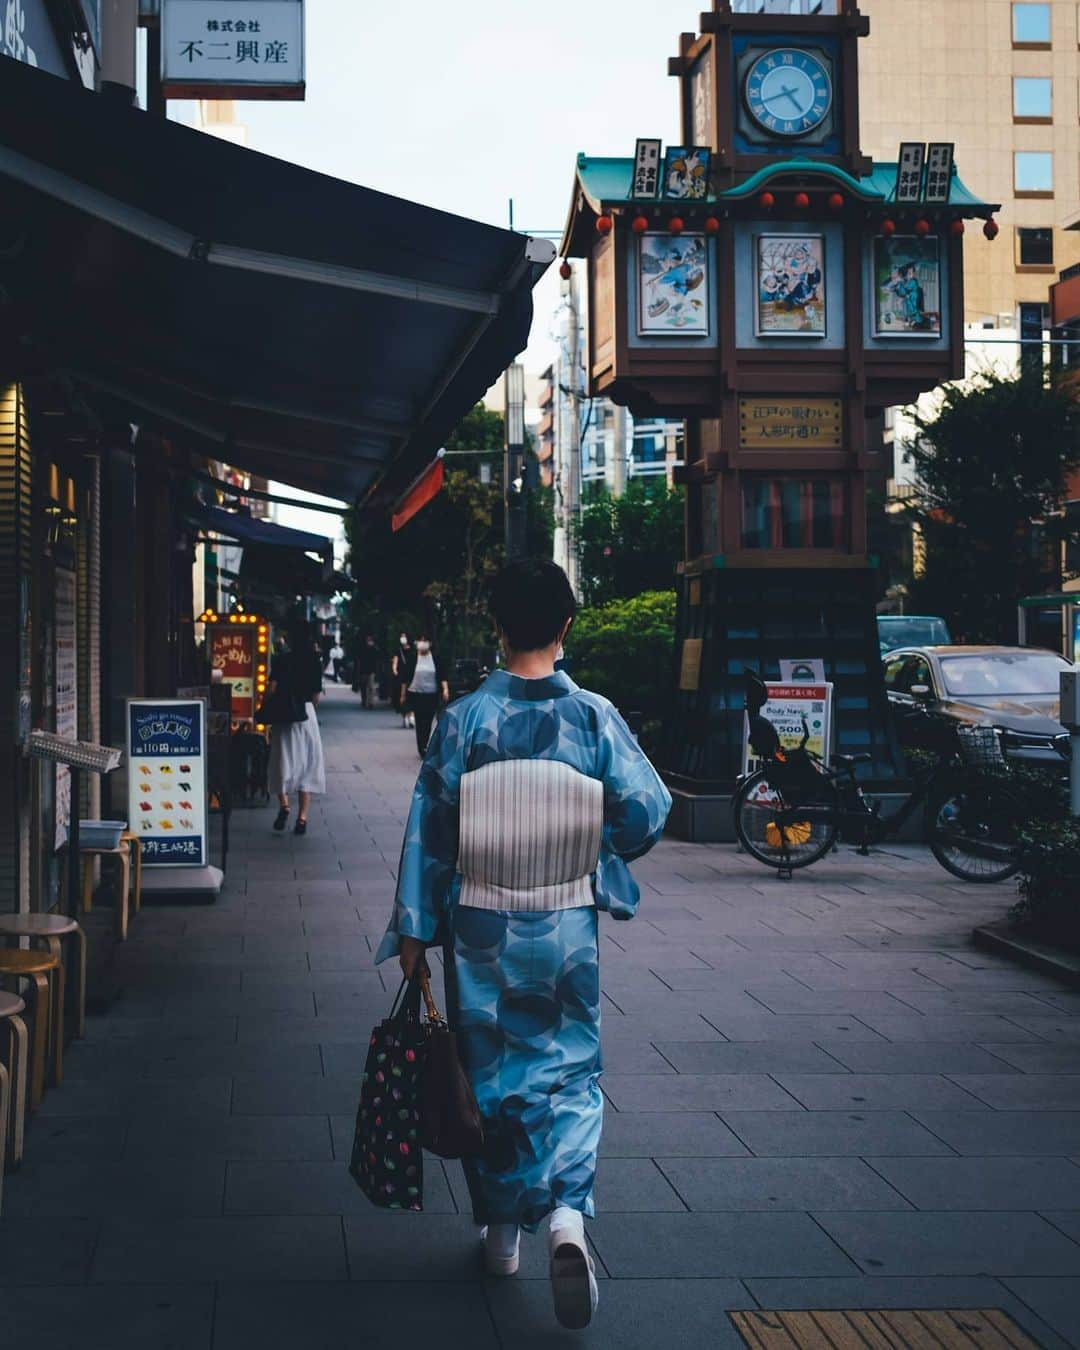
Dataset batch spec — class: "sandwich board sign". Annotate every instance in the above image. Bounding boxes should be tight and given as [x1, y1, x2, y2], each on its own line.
[127, 699, 207, 866]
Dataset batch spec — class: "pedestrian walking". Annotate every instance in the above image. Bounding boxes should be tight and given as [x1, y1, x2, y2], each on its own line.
[329, 638, 344, 684]
[354, 634, 382, 708]
[404, 635, 449, 756]
[266, 620, 326, 837]
[375, 559, 671, 1330]
[391, 632, 415, 729]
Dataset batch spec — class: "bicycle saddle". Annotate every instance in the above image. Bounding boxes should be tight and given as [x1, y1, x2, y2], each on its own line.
[832, 752, 871, 767]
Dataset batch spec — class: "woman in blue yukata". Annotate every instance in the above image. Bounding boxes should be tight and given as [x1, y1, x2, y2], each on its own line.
[376, 559, 671, 1330]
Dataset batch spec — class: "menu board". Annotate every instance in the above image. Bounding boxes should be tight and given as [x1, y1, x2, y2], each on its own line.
[54, 569, 78, 850]
[127, 699, 207, 866]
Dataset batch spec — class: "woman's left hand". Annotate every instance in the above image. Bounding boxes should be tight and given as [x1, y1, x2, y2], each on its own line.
[399, 936, 429, 982]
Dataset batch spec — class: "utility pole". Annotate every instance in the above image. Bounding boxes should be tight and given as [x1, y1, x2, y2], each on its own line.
[503, 363, 527, 560]
[612, 403, 628, 497]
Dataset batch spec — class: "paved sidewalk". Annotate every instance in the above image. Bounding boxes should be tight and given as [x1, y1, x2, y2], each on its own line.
[3, 683, 1080, 1348]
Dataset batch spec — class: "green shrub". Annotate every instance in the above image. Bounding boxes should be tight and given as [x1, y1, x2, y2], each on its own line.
[567, 591, 676, 752]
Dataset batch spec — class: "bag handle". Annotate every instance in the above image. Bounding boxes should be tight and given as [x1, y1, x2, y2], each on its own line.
[418, 970, 442, 1025]
[388, 976, 422, 1024]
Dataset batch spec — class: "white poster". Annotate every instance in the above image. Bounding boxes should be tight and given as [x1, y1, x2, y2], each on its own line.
[54, 569, 78, 851]
[161, 0, 303, 88]
[127, 699, 208, 867]
[743, 682, 834, 775]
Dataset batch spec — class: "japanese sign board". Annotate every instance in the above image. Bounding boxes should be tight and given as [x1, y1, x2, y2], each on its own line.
[161, 0, 304, 99]
[679, 637, 704, 691]
[742, 683, 834, 775]
[739, 398, 843, 449]
[923, 142, 954, 205]
[894, 142, 925, 204]
[210, 627, 255, 719]
[631, 138, 662, 199]
[127, 699, 207, 867]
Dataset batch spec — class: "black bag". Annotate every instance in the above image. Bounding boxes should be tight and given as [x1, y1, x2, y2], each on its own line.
[418, 972, 484, 1161]
[350, 979, 427, 1211]
[255, 688, 308, 725]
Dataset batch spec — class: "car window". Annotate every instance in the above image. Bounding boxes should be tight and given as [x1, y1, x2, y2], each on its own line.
[883, 655, 907, 689]
[910, 657, 933, 692]
[940, 652, 1068, 697]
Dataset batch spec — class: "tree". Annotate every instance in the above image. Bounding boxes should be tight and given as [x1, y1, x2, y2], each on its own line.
[903, 370, 1080, 643]
[575, 479, 684, 606]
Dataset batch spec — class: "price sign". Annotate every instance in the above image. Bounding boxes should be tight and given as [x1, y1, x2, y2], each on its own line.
[127, 699, 207, 866]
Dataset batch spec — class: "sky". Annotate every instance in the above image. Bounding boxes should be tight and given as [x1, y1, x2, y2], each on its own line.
[171, 0, 702, 375]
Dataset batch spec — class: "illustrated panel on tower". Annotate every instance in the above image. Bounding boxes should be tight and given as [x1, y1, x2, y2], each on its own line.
[733, 36, 841, 155]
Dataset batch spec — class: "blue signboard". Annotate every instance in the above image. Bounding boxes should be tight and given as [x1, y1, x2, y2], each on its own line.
[127, 699, 207, 866]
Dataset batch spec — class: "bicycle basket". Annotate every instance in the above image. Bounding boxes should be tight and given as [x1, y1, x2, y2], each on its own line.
[955, 724, 1005, 769]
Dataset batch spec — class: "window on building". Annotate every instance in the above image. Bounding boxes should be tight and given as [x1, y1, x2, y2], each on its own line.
[1012, 3, 1051, 44]
[1017, 227, 1054, 265]
[1013, 76, 1052, 118]
[1014, 151, 1054, 192]
[741, 479, 845, 550]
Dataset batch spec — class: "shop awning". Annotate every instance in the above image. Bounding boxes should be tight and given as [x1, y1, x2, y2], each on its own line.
[186, 502, 334, 572]
[0, 58, 554, 507]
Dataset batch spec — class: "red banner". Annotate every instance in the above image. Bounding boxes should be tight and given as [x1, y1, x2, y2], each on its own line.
[392, 457, 445, 533]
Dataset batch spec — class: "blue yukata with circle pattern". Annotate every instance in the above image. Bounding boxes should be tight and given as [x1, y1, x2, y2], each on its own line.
[375, 669, 671, 1230]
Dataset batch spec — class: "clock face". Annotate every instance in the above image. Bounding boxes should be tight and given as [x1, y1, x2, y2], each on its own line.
[744, 48, 833, 138]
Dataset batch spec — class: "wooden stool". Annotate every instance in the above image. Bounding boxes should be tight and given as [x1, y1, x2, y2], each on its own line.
[0, 991, 27, 1170]
[0, 948, 61, 1108]
[120, 831, 143, 916]
[0, 913, 87, 1040]
[81, 841, 132, 940]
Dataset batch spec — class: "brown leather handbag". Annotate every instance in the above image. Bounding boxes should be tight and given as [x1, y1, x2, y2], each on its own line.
[418, 972, 484, 1160]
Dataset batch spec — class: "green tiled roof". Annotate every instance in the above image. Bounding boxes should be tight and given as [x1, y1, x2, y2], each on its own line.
[574, 152, 996, 212]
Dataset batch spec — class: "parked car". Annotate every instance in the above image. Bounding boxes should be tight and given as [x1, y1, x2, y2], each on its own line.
[884, 645, 1072, 767]
[877, 614, 951, 657]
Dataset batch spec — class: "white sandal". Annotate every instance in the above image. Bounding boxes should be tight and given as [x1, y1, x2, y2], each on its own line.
[549, 1208, 598, 1329]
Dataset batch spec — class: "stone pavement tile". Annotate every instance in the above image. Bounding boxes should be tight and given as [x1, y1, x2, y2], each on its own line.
[1005, 1015, 1080, 1042]
[1031, 991, 1080, 1013]
[1042, 1211, 1080, 1242]
[240, 968, 384, 993]
[657, 1157, 912, 1212]
[598, 1011, 727, 1041]
[598, 1041, 678, 1074]
[593, 1157, 687, 1211]
[1003, 1279, 1080, 1347]
[21, 1114, 131, 1163]
[213, 1282, 497, 1350]
[125, 1114, 333, 1161]
[601, 1073, 803, 1112]
[980, 1042, 1080, 1073]
[594, 1111, 750, 1158]
[948, 1074, 1080, 1110]
[0, 1285, 214, 1350]
[744, 1277, 1068, 1348]
[913, 1111, 1080, 1156]
[485, 1278, 754, 1350]
[782, 969, 947, 993]
[701, 1013, 886, 1042]
[868, 1157, 1080, 1211]
[588, 1211, 856, 1278]
[92, 1215, 348, 1283]
[344, 1213, 607, 1282]
[236, 1014, 378, 1044]
[308, 944, 380, 973]
[91, 1014, 238, 1040]
[654, 1041, 848, 1075]
[814, 1210, 1080, 1277]
[231, 1072, 358, 1116]
[37, 1075, 233, 1118]
[854, 1014, 1042, 1042]
[886, 990, 1065, 1017]
[722, 1111, 956, 1157]
[2, 1154, 226, 1217]
[122, 989, 318, 1017]
[815, 1041, 1019, 1075]
[743, 987, 920, 1016]
[224, 1159, 456, 1215]
[773, 1074, 987, 1112]
[0, 1215, 97, 1284]
[134, 1040, 323, 1079]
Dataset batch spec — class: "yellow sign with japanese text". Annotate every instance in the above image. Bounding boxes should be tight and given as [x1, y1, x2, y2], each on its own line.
[738, 398, 843, 449]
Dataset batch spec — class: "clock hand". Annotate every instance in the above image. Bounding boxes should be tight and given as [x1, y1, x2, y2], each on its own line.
[761, 84, 806, 115]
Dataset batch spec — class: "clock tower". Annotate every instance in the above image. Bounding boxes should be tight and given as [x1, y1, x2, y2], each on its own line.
[560, 0, 999, 835]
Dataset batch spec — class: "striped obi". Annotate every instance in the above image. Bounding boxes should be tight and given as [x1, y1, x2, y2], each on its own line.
[457, 759, 603, 912]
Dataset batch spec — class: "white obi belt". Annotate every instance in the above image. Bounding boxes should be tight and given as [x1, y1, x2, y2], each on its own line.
[457, 759, 603, 912]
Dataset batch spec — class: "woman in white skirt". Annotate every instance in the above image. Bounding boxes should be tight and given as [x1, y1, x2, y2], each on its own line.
[268, 621, 326, 837]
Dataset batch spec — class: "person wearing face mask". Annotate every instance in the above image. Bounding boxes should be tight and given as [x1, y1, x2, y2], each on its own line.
[405, 635, 450, 756]
[390, 633, 415, 729]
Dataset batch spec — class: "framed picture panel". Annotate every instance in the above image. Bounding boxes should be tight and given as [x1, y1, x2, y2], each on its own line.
[637, 232, 710, 337]
[872, 235, 942, 338]
[755, 233, 826, 338]
[661, 146, 711, 200]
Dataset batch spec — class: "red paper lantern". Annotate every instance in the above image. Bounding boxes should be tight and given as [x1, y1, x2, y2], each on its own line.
[949, 219, 965, 237]
[827, 192, 844, 212]
[880, 218, 897, 236]
[631, 214, 649, 234]
[704, 215, 720, 235]
[758, 191, 776, 209]
[914, 218, 931, 237]
[558, 260, 572, 280]
[595, 215, 613, 235]
[983, 217, 1000, 240]
[793, 191, 810, 210]
[669, 216, 685, 235]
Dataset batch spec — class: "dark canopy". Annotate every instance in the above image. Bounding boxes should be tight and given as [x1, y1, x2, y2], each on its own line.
[0, 58, 553, 506]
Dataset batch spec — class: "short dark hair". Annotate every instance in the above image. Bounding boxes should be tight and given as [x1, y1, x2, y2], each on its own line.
[490, 559, 576, 652]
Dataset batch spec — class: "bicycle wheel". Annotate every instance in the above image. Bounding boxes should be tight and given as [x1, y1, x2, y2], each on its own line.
[928, 776, 1021, 883]
[733, 768, 840, 871]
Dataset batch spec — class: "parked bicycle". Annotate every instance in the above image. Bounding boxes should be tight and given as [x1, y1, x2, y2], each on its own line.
[732, 671, 1023, 883]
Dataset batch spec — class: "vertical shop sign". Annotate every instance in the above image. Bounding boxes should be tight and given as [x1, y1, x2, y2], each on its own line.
[127, 699, 207, 866]
[210, 627, 255, 718]
[54, 569, 77, 850]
